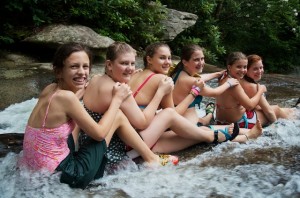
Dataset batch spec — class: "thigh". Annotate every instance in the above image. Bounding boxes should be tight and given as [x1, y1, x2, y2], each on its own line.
[256, 110, 269, 126]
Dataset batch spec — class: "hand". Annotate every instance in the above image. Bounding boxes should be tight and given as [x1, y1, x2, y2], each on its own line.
[112, 82, 132, 101]
[193, 78, 205, 89]
[158, 76, 174, 95]
[226, 78, 239, 87]
[217, 70, 226, 78]
[134, 68, 143, 74]
[258, 84, 267, 93]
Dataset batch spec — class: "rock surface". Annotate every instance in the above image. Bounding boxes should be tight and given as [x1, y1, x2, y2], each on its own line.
[161, 8, 198, 41]
[23, 24, 115, 50]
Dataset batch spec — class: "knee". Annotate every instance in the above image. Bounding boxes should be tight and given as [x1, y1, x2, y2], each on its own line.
[161, 107, 176, 115]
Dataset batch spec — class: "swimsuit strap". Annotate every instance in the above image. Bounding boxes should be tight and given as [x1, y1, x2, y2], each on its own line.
[133, 73, 156, 98]
[172, 67, 183, 84]
[42, 90, 58, 128]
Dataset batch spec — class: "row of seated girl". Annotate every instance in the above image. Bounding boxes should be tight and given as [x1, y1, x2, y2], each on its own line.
[21, 41, 298, 190]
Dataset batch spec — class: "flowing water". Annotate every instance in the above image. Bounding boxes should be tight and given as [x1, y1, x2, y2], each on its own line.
[0, 62, 300, 198]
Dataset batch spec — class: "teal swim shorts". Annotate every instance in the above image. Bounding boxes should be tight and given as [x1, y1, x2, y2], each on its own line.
[56, 134, 107, 189]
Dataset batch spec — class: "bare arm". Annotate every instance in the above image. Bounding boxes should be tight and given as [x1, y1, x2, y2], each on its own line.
[201, 78, 239, 97]
[231, 83, 266, 110]
[201, 70, 225, 82]
[258, 96, 277, 122]
[174, 77, 205, 115]
[66, 83, 130, 141]
[121, 76, 174, 129]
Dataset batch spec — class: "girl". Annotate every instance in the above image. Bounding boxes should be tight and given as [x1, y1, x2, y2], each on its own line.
[19, 42, 171, 189]
[240, 54, 296, 124]
[215, 52, 267, 128]
[170, 44, 239, 126]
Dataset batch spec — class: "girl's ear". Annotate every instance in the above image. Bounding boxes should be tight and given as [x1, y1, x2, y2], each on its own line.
[146, 56, 152, 66]
[182, 59, 188, 67]
[55, 67, 62, 79]
[106, 60, 113, 72]
[227, 65, 231, 71]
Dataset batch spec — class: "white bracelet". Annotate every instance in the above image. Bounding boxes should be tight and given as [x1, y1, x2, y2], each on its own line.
[227, 81, 232, 88]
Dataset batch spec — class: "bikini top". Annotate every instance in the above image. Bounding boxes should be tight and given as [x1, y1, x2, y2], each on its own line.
[133, 73, 156, 109]
[172, 68, 203, 108]
[22, 90, 75, 172]
[133, 73, 156, 97]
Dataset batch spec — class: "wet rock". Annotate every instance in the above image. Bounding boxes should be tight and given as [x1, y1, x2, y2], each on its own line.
[0, 133, 24, 158]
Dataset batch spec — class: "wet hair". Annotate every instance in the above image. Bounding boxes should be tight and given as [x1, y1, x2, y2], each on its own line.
[247, 54, 262, 69]
[169, 44, 203, 77]
[106, 41, 136, 61]
[143, 42, 170, 68]
[226, 52, 247, 66]
[244, 54, 263, 84]
[52, 42, 93, 78]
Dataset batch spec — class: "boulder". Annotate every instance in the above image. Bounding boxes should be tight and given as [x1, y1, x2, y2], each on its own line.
[161, 8, 198, 41]
[23, 24, 115, 50]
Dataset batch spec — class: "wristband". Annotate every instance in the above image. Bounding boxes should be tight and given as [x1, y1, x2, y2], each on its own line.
[227, 81, 232, 88]
[191, 85, 201, 96]
[190, 90, 197, 98]
[192, 85, 201, 92]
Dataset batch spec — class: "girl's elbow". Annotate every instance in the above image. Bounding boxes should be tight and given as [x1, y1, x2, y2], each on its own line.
[133, 120, 148, 130]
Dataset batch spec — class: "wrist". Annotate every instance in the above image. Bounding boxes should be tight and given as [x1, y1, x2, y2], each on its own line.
[190, 90, 197, 98]
[227, 81, 232, 88]
[111, 96, 123, 106]
[190, 85, 201, 97]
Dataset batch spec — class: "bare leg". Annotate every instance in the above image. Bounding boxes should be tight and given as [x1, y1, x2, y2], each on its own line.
[139, 108, 236, 147]
[232, 119, 263, 143]
[105, 110, 177, 165]
[104, 110, 157, 163]
[198, 113, 213, 125]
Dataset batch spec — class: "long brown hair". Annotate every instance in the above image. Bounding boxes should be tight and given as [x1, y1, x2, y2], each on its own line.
[169, 44, 203, 77]
[143, 42, 170, 68]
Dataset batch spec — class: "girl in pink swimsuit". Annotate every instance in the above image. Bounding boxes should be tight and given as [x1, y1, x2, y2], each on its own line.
[19, 42, 176, 189]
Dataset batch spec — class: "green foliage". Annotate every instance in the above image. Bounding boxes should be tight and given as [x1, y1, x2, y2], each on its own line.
[0, 0, 167, 48]
[0, 0, 299, 73]
[161, 0, 300, 73]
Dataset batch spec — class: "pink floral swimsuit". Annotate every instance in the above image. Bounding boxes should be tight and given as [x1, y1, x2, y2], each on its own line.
[21, 91, 75, 172]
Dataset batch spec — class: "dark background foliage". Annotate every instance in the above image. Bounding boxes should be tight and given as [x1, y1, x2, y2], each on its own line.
[0, 0, 299, 73]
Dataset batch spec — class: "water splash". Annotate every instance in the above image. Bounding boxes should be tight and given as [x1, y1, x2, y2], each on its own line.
[0, 98, 37, 134]
[0, 100, 299, 197]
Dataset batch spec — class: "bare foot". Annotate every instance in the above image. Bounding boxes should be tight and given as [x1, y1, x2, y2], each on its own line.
[246, 119, 263, 139]
[145, 154, 179, 168]
[215, 123, 235, 142]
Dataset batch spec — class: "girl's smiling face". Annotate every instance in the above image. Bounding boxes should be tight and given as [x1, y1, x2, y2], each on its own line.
[247, 60, 264, 81]
[147, 46, 172, 75]
[107, 52, 136, 83]
[183, 50, 205, 75]
[228, 59, 248, 80]
[59, 51, 90, 93]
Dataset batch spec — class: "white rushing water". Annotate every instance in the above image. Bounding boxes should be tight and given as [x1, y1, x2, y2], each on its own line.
[0, 99, 300, 198]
